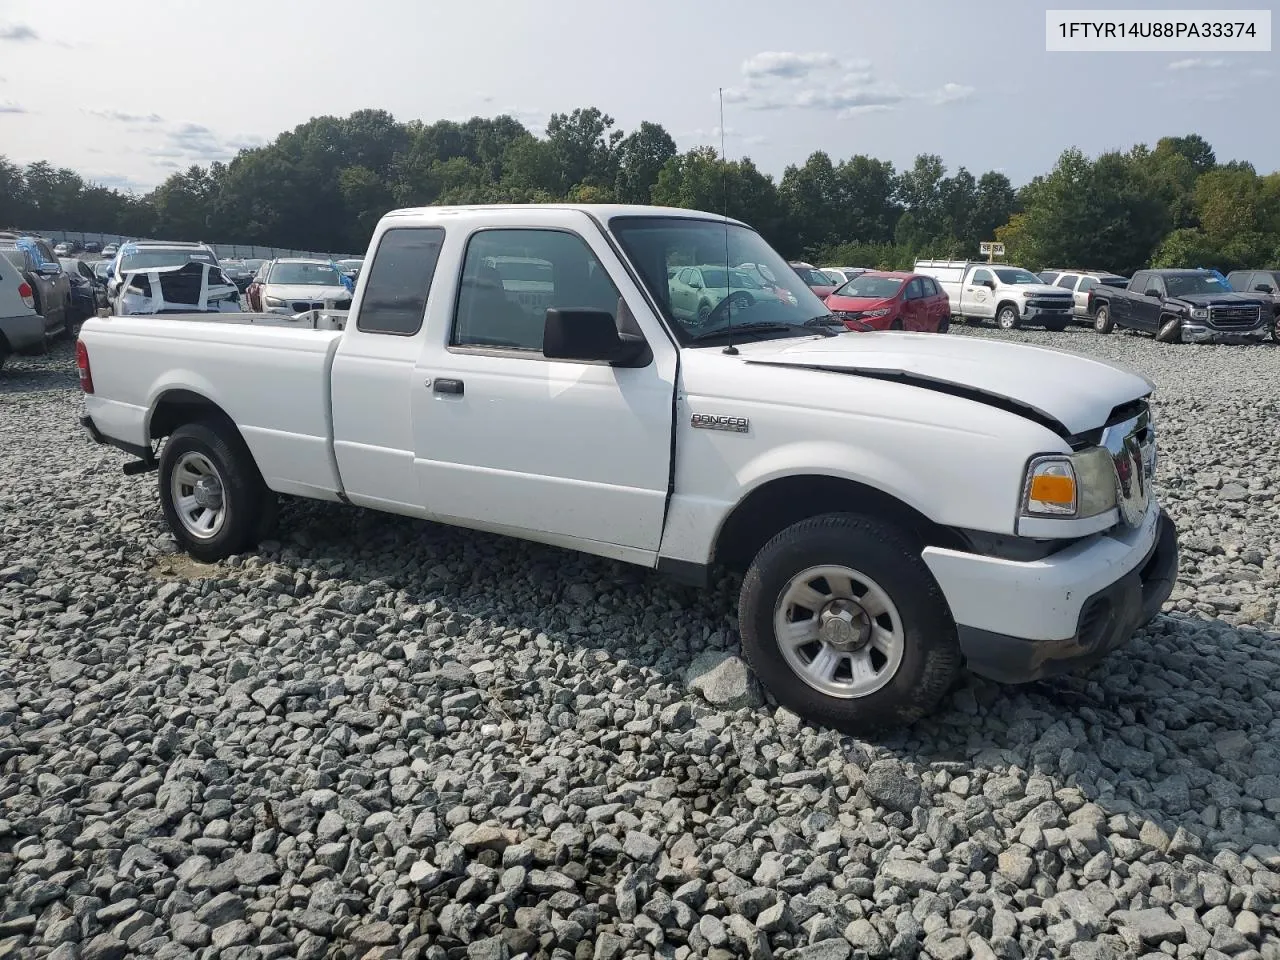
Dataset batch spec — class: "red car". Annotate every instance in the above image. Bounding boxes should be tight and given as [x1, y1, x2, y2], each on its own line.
[824, 271, 951, 332]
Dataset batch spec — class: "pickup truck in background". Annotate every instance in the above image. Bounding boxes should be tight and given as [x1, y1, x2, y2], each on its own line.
[1089, 268, 1272, 343]
[913, 260, 1074, 330]
[77, 203, 1178, 732]
[1226, 269, 1280, 342]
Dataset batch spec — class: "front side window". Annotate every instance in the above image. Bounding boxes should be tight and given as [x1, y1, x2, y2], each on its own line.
[357, 227, 445, 335]
[609, 216, 829, 345]
[904, 279, 924, 300]
[970, 269, 993, 286]
[452, 228, 621, 353]
[1056, 274, 1079, 289]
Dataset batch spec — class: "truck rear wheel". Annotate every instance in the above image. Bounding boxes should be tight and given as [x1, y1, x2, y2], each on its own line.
[158, 420, 275, 563]
[1093, 304, 1114, 333]
[738, 513, 961, 732]
[996, 305, 1020, 330]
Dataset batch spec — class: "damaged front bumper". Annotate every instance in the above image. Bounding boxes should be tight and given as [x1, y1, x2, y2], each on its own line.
[1180, 322, 1270, 344]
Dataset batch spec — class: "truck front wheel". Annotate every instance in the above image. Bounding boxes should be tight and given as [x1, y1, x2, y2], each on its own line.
[738, 513, 961, 731]
[996, 304, 1020, 330]
[158, 420, 276, 563]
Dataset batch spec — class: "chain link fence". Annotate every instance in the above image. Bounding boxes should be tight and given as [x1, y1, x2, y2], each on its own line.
[14, 228, 360, 262]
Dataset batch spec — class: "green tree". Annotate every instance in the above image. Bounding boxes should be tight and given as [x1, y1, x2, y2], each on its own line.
[613, 122, 677, 204]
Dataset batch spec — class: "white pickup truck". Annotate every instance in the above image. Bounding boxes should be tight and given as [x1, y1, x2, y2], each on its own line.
[915, 259, 1075, 331]
[77, 204, 1178, 731]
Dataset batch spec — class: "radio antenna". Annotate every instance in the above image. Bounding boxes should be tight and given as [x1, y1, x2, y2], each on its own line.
[719, 86, 738, 355]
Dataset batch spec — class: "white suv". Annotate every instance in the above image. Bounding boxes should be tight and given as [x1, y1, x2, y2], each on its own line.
[0, 253, 44, 371]
[1038, 269, 1129, 320]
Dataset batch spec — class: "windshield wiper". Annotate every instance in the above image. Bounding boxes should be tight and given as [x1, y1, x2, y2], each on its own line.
[689, 320, 837, 343]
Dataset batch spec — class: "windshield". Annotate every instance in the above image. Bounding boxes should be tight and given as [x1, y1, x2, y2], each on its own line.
[993, 268, 1042, 285]
[268, 262, 342, 285]
[120, 248, 217, 272]
[609, 216, 830, 344]
[1165, 273, 1231, 296]
[835, 275, 904, 299]
[794, 266, 831, 287]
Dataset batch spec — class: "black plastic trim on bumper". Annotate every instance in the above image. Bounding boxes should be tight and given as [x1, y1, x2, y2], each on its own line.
[79, 414, 154, 462]
[958, 509, 1178, 684]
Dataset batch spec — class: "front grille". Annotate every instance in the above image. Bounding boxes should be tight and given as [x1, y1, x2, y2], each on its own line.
[1026, 297, 1071, 310]
[1208, 304, 1262, 329]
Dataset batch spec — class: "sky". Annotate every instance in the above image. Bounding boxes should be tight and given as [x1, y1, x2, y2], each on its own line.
[0, 0, 1276, 193]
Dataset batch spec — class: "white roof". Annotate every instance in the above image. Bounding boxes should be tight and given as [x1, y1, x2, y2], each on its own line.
[383, 203, 748, 228]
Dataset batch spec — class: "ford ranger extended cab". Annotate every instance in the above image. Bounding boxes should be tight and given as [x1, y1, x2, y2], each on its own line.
[915, 259, 1074, 331]
[77, 204, 1178, 731]
[1090, 268, 1272, 343]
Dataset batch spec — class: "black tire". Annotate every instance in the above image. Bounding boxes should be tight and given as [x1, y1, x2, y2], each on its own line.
[738, 513, 962, 732]
[158, 420, 275, 563]
[938, 315, 950, 334]
[1093, 304, 1114, 334]
[890, 319, 903, 331]
[1044, 320, 1067, 332]
[696, 302, 711, 325]
[996, 304, 1020, 330]
[1155, 316, 1182, 344]
[0, 339, 9, 372]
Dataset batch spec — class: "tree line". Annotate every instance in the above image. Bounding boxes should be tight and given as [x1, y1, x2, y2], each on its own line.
[2, 108, 1277, 274]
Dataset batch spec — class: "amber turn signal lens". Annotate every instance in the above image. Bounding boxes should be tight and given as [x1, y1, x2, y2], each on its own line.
[1029, 473, 1075, 505]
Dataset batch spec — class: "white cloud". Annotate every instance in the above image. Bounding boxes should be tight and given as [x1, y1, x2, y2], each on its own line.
[930, 82, 975, 105]
[726, 50, 976, 119]
[89, 109, 164, 124]
[741, 51, 836, 79]
[1168, 57, 1226, 70]
[0, 24, 39, 42]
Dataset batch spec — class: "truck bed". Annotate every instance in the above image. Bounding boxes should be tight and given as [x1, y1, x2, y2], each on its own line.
[78, 312, 348, 501]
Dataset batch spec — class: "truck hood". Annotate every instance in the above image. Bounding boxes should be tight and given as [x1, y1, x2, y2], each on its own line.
[734, 331, 1151, 436]
[264, 283, 350, 303]
[1012, 284, 1071, 298]
[1171, 292, 1267, 307]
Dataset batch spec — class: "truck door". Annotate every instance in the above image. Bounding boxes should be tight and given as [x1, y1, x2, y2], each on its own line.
[330, 227, 447, 516]
[964, 268, 995, 319]
[413, 212, 678, 558]
[1133, 273, 1164, 330]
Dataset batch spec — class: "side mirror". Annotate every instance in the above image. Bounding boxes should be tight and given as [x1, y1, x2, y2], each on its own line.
[1144, 288, 1161, 298]
[983, 279, 996, 290]
[543, 309, 649, 366]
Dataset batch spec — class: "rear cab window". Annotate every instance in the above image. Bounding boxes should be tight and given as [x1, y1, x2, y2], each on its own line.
[356, 227, 446, 336]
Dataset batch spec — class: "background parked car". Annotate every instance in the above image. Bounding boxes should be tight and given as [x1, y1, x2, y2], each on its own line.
[1090, 268, 1270, 343]
[100, 243, 119, 258]
[108, 241, 239, 315]
[667, 264, 782, 324]
[1227, 269, 1280, 341]
[789, 261, 838, 299]
[0, 251, 44, 370]
[0, 233, 72, 340]
[255, 258, 352, 314]
[218, 258, 256, 293]
[53, 241, 74, 257]
[59, 257, 108, 336]
[915, 259, 1073, 330]
[821, 266, 867, 286]
[83, 240, 102, 254]
[825, 271, 951, 332]
[335, 257, 363, 280]
[1038, 269, 1129, 321]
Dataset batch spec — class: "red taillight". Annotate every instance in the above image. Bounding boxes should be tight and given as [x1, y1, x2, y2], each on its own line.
[17, 281, 34, 309]
[75, 339, 94, 394]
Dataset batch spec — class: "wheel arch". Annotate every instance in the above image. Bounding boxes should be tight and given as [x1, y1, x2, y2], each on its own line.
[995, 299, 1020, 319]
[148, 388, 242, 445]
[712, 473, 965, 572]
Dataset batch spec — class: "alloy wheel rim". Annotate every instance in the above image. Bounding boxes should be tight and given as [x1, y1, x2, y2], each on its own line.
[170, 451, 227, 540]
[773, 564, 905, 698]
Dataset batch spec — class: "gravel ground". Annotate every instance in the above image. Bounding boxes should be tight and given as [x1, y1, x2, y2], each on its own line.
[2, 327, 1279, 960]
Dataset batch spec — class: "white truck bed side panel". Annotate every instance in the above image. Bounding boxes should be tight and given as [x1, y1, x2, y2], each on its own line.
[78, 318, 345, 499]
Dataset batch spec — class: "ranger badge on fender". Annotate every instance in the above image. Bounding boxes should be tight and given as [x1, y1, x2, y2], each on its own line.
[691, 413, 750, 433]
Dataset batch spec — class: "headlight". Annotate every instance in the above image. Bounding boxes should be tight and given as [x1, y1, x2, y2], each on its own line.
[1190, 308, 1208, 320]
[866, 307, 891, 317]
[1021, 448, 1116, 519]
[264, 297, 286, 307]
